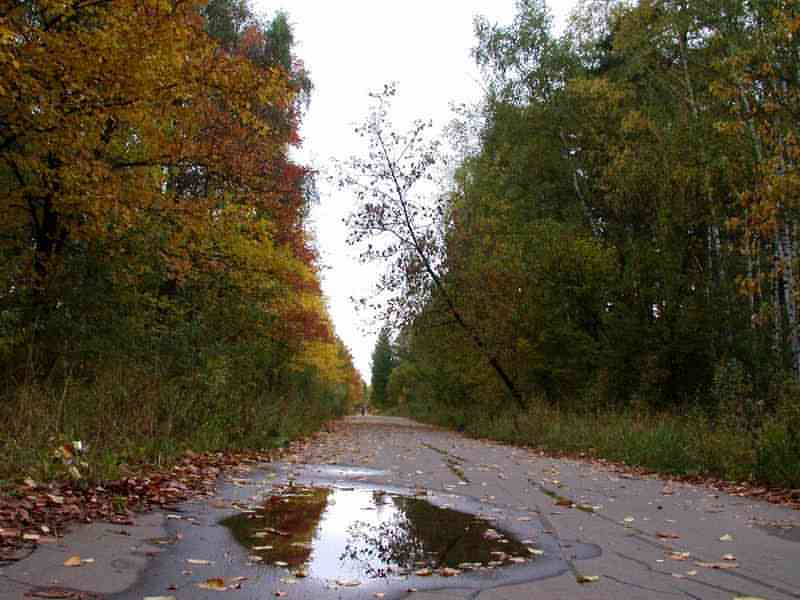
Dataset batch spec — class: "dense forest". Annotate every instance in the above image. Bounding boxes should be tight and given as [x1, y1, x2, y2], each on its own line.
[354, 0, 800, 486]
[0, 0, 363, 479]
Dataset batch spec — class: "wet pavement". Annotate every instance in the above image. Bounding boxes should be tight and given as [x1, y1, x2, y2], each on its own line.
[1, 415, 799, 599]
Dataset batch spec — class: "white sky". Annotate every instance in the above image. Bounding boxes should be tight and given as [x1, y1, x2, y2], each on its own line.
[257, 1, 576, 380]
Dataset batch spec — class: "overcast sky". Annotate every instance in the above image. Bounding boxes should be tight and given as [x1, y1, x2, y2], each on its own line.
[257, 1, 576, 380]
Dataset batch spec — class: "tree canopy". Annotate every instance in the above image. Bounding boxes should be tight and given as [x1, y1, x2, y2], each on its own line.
[349, 0, 800, 424]
[0, 0, 362, 464]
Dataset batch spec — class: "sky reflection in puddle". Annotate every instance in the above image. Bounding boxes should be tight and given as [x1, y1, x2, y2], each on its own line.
[221, 486, 531, 581]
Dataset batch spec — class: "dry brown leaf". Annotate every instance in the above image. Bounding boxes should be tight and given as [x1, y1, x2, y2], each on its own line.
[576, 575, 600, 583]
[656, 531, 681, 539]
[27, 590, 77, 599]
[197, 578, 227, 590]
[63, 555, 82, 567]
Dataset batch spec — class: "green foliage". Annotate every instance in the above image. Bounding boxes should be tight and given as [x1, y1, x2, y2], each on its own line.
[380, 0, 799, 487]
[370, 327, 397, 409]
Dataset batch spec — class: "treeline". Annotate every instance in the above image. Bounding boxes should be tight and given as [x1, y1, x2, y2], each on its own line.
[382, 0, 800, 485]
[0, 0, 362, 479]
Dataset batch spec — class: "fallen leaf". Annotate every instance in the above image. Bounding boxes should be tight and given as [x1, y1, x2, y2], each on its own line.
[695, 561, 738, 570]
[719, 534, 734, 542]
[63, 555, 82, 567]
[722, 554, 736, 561]
[414, 568, 433, 576]
[186, 559, 213, 565]
[576, 575, 600, 583]
[440, 567, 461, 577]
[197, 578, 227, 590]
[656, 531, 680, 539]
[335, 579, 361, 587]
[27, 590, 77, 599]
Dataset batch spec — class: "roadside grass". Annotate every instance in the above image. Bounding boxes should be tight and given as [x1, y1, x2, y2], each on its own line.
[402, 399, 800, 489]
[0, 365, 342, 483]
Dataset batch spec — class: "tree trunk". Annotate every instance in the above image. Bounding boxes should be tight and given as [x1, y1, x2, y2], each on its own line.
[780, 224, 800, 376]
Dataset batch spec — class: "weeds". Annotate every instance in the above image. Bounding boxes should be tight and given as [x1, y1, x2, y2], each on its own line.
[402, 394, 800, 489]
[0, 362, 344, 482]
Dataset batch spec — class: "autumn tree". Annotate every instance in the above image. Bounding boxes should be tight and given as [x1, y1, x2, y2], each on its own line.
[0, 0, 362, 468]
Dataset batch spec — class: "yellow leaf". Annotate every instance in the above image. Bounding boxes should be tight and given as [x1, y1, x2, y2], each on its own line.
[197, 578, 227, 590]
[63, 555, 82, 567]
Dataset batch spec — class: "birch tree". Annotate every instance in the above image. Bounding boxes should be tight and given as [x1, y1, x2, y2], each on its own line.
[341, 85, 527, 410]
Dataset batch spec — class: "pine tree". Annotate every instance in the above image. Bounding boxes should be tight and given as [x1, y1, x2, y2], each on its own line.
[370, 327, 397, 408]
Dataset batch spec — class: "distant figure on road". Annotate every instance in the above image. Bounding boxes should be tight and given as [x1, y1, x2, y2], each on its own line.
[361, 404, 367, 416]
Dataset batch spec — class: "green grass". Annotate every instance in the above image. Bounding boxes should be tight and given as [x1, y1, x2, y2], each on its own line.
[402, 400, 800, 489]
[0, 364, 343, 483]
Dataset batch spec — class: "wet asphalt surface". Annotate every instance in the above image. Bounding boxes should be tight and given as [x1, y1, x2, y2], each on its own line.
[1, 415, 799, 600]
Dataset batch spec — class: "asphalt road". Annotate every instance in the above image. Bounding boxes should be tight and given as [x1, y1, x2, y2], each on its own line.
[1, 416, 798, 600]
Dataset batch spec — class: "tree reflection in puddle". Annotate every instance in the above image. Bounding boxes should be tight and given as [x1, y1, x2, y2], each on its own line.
[222, 486, 533, 581]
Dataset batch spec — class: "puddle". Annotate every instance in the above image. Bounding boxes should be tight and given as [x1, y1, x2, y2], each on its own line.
[307, 465, 387, 479]
[221, 486, 534, 580]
